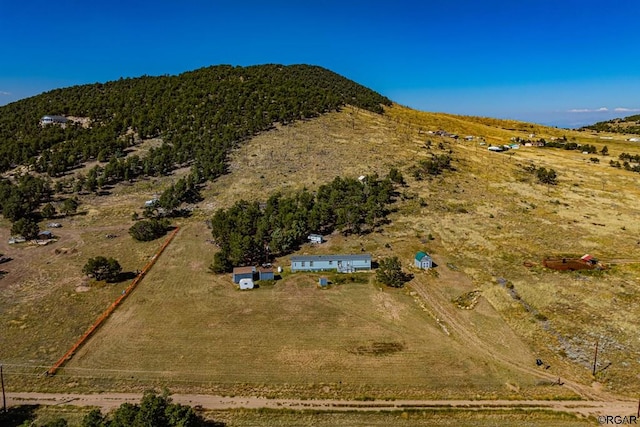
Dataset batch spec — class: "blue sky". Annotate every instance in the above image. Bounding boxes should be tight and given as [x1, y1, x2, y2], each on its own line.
[1, 0, 639, 128]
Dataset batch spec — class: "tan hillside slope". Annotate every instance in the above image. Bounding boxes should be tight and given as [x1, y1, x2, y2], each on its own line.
[2, 104, 640, 404]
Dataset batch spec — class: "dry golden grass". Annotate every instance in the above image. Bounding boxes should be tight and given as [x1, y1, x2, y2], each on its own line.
[61, 223, 554, 400]
[205, 408, 593, 427]
[2, 104, 640, 402]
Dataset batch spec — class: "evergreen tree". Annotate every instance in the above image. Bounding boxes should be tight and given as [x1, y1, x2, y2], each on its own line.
[82, 256, 122, 282]
[376, 256, 411, 288]
[10, 218, 40, 239]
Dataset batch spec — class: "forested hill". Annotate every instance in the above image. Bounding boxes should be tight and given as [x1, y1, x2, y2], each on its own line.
[0, 64, 391, 179]
[581, 114, 640, 134]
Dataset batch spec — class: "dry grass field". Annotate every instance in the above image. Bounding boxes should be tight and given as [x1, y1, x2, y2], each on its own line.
[2, 105, 640, 423]
[12, 405, 595, 427]
[204, 408, 594, 427]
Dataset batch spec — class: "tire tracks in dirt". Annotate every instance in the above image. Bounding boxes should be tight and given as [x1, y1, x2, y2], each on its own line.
[408, 274, 619, 402]
[6, 392, 638, 418]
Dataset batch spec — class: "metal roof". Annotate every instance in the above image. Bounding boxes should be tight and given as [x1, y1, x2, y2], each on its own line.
[415, 251, 430, 261]
[233, 266, 255, 274]
[290, 254, 371, 262]
[41, 115, 68, 121]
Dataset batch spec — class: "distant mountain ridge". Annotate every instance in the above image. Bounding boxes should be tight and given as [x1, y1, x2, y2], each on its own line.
[581, 114, 640, 134]
[0, 64, 391, 179]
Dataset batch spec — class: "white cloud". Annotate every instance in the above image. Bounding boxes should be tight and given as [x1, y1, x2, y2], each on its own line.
[568, 107, 609, 113]
[0, 91, 11, 96]
[614, 107, 640, 112]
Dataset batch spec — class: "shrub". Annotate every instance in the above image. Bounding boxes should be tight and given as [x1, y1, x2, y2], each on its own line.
[82, 256, 122, 282]
[376, 256, 412, 288]
[129, 219, 171, 241]
[10, 218, 40, 239]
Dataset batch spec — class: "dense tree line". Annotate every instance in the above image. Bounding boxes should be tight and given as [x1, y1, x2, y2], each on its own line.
[80, 390, 219, 426]
[0, 64, 391, 182]
[582, 114, 640, 134]
[0, 174, 52, 221]
[0, 390, 221, 426]
[209, 174, 397, 272]
[543, 140, 598, 153]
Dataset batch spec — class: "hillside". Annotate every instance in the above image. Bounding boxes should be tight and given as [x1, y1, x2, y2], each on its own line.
[582, 114, 640, 134]
[1, 68, 640, 425]
[0, 64, 390, 179]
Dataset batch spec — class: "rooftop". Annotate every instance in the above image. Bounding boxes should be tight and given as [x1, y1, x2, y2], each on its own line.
[233, 266, 255, 274]
[290, 254, 371, 262]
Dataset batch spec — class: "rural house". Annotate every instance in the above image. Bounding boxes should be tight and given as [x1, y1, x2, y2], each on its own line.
[40, 115, 68, 125]
[290, 254, 371, 273]
[232, 266, 255, 284]
[307, 234, 323, 244]
[415, 251, 433, 269]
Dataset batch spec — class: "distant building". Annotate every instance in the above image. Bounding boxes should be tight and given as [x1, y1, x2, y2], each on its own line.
[40, 115, 68, 125]
[144, 198, 159, 207]
[290, 254, 371, 273]
[38, 230, 53, 239]
[307, 234, 323, 244]
[232, 266, 255, 284]
[415, 251, 433, 269]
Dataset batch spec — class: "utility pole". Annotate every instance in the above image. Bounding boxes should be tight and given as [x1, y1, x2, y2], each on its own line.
[592, 340, 599, 376]
[1, 364, 6, 412]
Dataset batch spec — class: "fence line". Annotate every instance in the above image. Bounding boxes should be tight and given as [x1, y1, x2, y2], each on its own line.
[46, 227, 180, 376]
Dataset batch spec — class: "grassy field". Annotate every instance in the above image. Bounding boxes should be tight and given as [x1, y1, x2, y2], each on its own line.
[61, 222, 550, 399]
[204, 408, 595, 427]
[4, 405, 596, 427]
[2, 104, 640, 405]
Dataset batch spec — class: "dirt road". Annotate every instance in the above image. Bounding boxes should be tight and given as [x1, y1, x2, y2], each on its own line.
[408, 257, 616, 402]
[6, 392, 639, 418]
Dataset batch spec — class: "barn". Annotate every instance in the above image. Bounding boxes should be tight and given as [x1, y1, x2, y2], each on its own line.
[415, 251, 433, 269]
[232, 266, 255, 284]
[290, 254, 371, 273]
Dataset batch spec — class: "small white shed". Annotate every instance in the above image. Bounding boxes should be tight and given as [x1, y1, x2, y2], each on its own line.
[308, 234, 323, 244]
[239, 278, 254, 290]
